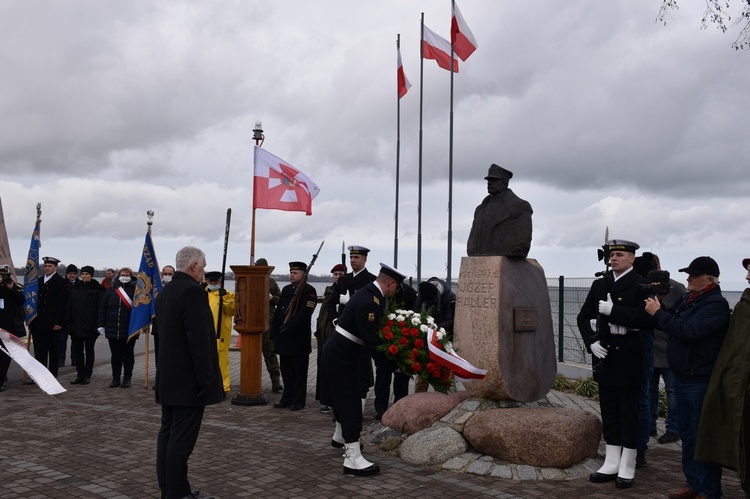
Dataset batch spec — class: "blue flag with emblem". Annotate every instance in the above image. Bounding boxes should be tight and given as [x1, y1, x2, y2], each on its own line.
[128, 226, 162, 341]
[23, 207, 41, 326]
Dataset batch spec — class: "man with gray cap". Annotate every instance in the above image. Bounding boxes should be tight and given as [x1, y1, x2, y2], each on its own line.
[467, 164, 533, 258]
[646, 256, 729, 499]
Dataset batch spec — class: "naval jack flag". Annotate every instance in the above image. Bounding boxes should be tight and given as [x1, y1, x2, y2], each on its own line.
[253, 146, 320, 216]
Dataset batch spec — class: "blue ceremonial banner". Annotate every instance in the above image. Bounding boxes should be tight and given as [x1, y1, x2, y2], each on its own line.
[128, 228, 162, 341]
[23, 217, 41, 325]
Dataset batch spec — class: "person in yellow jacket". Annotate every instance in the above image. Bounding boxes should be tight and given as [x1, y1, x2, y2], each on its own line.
[205, 271, 235, 394]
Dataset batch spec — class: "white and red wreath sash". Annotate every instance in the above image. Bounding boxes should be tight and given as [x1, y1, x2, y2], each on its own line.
[427, 328, 487, 381]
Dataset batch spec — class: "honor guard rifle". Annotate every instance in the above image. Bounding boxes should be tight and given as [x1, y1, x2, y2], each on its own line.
[593, 228, 611, 372]
[283, 240, 325, 325]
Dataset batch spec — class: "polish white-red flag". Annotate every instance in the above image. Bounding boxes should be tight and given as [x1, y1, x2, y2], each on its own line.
[253, 146, 320, 216]
[451, 0, 478, 62]
[422, 25, 459, 73]
[397, 46, 412, 99]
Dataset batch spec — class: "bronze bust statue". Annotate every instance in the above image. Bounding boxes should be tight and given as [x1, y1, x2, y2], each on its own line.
[467, 164, 533, 258]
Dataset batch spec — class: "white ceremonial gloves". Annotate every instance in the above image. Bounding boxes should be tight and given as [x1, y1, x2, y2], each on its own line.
[339, 291, 350, 306]
[591, 340, 608, 359]
[598, 293, 614, 316]
[610, 324, 627, 335]
[97, 327, 105, 335]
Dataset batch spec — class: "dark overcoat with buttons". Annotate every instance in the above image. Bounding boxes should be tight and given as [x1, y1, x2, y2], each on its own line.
[577, 269, 654, 386]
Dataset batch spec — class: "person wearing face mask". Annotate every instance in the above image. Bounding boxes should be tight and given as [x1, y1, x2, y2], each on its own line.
[151, 265, 176, 369]
[65, 265, 105, 385]
[98, 267, 138, 388]
[205, 271, 234, 395]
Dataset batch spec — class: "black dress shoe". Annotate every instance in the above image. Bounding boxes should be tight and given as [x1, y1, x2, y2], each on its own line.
[343, 463, 380, 476]
[615, 477, 634, 489]
[71, 377, 83, 385]
[273, 402, 289, 409]
[289, 405, 303, 411]
[121, 377, 131, 388]
[81, 378, 90, 385]
[109, 378, 121, 388]
[590, 472, 618, 483]
[374, 413, 383, 421]
[636, 449, 647, 468]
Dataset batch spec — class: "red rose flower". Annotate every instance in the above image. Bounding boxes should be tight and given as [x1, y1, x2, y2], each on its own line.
[399, 337, 409, 345]
[410, 328, 420, 337]
[398, 321, 406, 327]
[414, 338, 424, 348]
[388, 345, 399, 355]
[384, 331, 394, 341]
[412, 362, 422, 372]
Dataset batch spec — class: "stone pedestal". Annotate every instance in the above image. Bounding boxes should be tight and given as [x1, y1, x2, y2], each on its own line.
[230, 264, 272, 406]
[454, 256, 556, 402]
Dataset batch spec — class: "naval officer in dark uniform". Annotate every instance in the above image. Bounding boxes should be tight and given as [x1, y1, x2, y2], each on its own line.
[578, 239, 654, 489]
[270, 261, 318, 411]
[320, 263, 406, 476]
[29, 256, 68, 379]
[329, 245, 377, 404]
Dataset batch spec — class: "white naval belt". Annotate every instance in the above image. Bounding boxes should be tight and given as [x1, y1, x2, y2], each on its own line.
[335, 325, 363, 346]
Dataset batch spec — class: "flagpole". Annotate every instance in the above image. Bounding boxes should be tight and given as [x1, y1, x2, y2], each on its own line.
[394, 34, 402, 268]
[23, 203, 41, 383]
[250, 208, 256, 265]
[417, 13, 425, 284]
[143, 211, 153, 389]
[447, 1, 456, 289]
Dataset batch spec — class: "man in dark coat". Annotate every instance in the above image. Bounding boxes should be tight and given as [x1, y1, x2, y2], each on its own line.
[65, 265, 105, 385]
[270, 261, 317, 410]
[0, 266, 24, 392]
[578, 240, 654, 489]
[646, 256, 730, 499]
[155, 246, 223, 499]
[466, 164, 533, 258]
[319, 263, 406, 477]
[28, 256, 68, 380]
[695, 257, 750, 496]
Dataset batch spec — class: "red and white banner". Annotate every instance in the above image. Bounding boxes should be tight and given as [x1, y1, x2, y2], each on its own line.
[397, 46, 411, 99]
[427, 328, 487, 381]
[422, 25, 459, 73]
[116, 286, 133, 310]
[451, 0, 478, 62]
[253, 146, 320, 216]
[0, 329, 66, 395]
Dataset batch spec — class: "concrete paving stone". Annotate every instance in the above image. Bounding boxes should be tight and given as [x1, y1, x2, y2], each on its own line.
[516, 464, 538, 480]
[466, 459, 493, 475]
[442, 456, 469, 471]
[489, 464, 513, 479]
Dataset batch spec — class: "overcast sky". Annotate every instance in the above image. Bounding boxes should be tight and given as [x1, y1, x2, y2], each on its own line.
[1, 1, 749, 290]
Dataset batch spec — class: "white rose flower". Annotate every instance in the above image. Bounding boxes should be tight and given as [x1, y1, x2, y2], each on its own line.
[419, 324, 429, 332]
[396, 314, 405, 322]
[388, 313, 396, 320]
[411, 317, 421, 326]
[436, 330, 446, 341]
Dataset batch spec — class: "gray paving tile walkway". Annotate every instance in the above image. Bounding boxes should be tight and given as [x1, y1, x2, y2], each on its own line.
[0, 334, 744, 498]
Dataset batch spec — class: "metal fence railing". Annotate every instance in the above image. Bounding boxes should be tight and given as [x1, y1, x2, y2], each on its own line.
[547, 276, 595, 365]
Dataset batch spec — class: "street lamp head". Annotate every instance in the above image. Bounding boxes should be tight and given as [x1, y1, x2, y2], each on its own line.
[253, 121, 264, 146]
